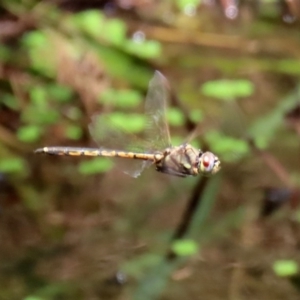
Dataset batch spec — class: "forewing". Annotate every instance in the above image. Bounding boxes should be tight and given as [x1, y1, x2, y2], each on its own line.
[144, 71, 171, 151]
[88, 114, 152, 177]
[87, 71, 171, 177]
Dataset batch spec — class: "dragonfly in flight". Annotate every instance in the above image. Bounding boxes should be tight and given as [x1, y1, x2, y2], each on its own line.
[35, 71, 221, 178]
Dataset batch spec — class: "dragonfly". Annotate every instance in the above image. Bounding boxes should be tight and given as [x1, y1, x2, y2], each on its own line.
[35, 71, 221, 178]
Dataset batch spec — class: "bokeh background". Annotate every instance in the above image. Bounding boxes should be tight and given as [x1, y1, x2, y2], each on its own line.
[1, 0, 300, 299]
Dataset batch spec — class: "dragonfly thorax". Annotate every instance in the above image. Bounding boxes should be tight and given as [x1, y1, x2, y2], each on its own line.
[155, 144, 220, 177]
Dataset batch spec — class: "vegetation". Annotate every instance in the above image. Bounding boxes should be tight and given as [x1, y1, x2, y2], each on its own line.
[0, 0, 300, 299]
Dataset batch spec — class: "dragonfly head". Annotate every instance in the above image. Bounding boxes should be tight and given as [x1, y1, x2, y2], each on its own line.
[198, 151, 221, 176]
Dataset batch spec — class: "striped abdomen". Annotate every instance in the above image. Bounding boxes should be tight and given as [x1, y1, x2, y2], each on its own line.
[34, 147, 163, 162]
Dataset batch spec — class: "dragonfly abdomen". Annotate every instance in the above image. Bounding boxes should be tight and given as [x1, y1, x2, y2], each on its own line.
[35, 147, 101, 156]
[34, 147, 162, 162]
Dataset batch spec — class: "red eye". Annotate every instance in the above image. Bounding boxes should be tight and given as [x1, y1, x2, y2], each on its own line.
[203, 155, 210, 168]
[199, 151, 220, 175]
[199, 152, 215, 174]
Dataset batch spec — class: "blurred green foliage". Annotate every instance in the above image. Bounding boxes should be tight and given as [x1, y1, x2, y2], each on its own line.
[273, 260, 299, 277]
[1, 94, 19, 110]
[123, 253, 162, 279]
[167, 107, 185, 127]
[0, 44, 10, 61]
[171, 239, 199, 256]
[99, 89, 142, 108]
[109, 113, 146, 133]
[1, 0, 300, 299]
[22, 103, 60, 125]
[17, 125, 43, 143]
[124, 38, 161, 59]
[47, 84, 73, 103]
[0, 157, 26, 173]
[70, 10, 161, 58]
[22, 31, 58, 77]
[65, 125, 83, 140]
[247, 86, 300, 152]
[132, 259, 177, 300]
[189, 109, 203, 123]
[78, 157, 114, 174]
[175, 0, 199, 12]
[201, 79, 255, 100]
[72, 11, 121, 42]
[206, 131, 249, 162]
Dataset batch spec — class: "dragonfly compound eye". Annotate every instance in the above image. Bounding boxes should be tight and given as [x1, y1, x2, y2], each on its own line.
[199, 152, 221, 175]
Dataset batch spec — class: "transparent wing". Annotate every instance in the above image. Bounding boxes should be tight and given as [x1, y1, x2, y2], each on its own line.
[88, 114, 152, 178]
[144, 71, 171, 150]
[88, 71, 171, 177]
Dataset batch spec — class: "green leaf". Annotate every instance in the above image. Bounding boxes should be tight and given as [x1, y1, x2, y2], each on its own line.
[1, 94, 19, 110]
[17, 125, 43, 143]
[23, 297, 44, 300]
[29, 86, 48, 106]
[48, 84, 73, 102]
[122, 254, 162, 278]
[78, 158, 113, 175]
[65, 125, 83, 140]
[132, 257, 176, 299]
[0, 45, 11, 62]
[205, 131, 249, 162]
[248, 88, 300, 149]
[277, 59, 300, 75]
[0, 157, 26, 173]
[167, 107, 185, 127]
[100, 89, 142, 108]
[189, 109, 203, 123]
[249, 106, 289, 149]
[22, 105, 60, 125]
[22, 31, 55, 76]
[109, 112, 146, 133]
[273, 260, 298, 277]
[124, 39, 162, 59]
[201, 79, 255, 100]
[74, 10, 127, 45]
[73, 10, 105, 38]
[187, 175, 222, 238]
[95, 45, 153, 88]
[103, 19, 127, 45]
[175, 0, 199, 11]
[22, 30, 48, 48]
[171, 239, 199, 256]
